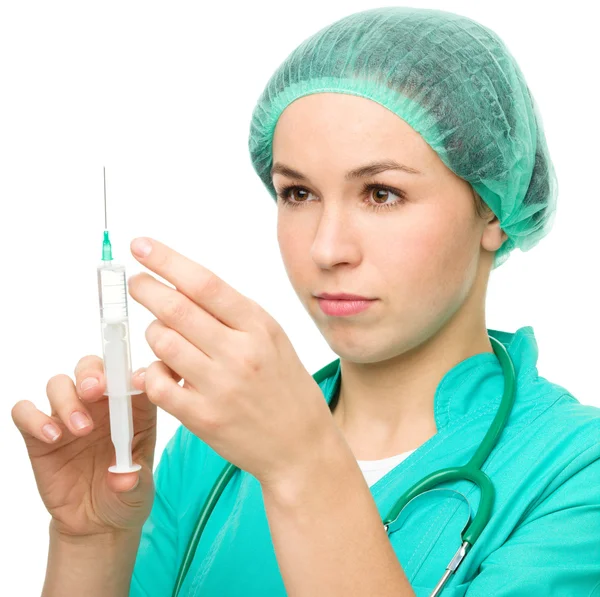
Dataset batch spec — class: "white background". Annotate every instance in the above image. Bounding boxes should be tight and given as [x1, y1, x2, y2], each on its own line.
[1, 1, 598, 594]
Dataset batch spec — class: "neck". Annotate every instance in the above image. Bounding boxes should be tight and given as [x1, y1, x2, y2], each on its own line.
[331, 311, 493, 460]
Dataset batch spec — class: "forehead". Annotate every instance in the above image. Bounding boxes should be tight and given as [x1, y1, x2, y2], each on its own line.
[272, 93, 439, 176]
[275, 93, 416, 138]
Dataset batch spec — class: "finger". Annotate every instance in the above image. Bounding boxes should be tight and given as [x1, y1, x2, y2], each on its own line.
[131, 367, 149, 391]
[46, 374, 94, 435]
[108, 470, 140, 494]
[11, 399, 63, 444]
[75, 356, 147, 404]
[106, 449, 143, 493]
[129, 363, 180, 418]
[74, 355, 106, 402]
[144, 360, 198, 421]
[129, 272, 237, 360]
[145, 321, 213, 390]
[132, 359, 182, 389]
[107, 460, 153, 495]
[129, 237, 256, 331]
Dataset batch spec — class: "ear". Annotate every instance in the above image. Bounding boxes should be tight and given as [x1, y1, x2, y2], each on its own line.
[481, 213, 508, 252]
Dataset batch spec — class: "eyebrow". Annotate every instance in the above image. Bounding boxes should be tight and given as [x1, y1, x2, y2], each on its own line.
[270, 159, 423, 181]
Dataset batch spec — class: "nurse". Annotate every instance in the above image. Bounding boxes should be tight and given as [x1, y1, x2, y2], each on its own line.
[12, 6, 600, 597]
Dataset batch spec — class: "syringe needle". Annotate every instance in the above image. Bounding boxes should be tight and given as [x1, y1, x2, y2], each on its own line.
[103, 166, 108, 230]
[102, 167, 113, 261]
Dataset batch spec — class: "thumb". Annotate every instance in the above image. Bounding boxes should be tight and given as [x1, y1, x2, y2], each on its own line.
[109, 470, 141, 494]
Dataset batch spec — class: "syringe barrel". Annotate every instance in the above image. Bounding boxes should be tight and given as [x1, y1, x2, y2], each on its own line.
[98, 261, 129, 322]
[97, 260, 141, 473]
[97, 261, 136, 395]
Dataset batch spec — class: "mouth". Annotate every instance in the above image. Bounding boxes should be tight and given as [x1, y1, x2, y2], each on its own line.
[314, 294, 378, 317]
[314, 292, 377, 301]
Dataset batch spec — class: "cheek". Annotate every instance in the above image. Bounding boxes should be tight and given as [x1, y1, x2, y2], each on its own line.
[382, 209, 479, 310]
[277, 216, 309, 284]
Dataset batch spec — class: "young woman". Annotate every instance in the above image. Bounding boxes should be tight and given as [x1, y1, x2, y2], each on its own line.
[12, 7, 600, 597]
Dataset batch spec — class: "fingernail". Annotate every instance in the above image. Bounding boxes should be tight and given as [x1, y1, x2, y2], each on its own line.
[131, 238, 152, 258]
[81, 377, 98, 392]
[42, 424, 60, 442]
[138, 371, 146, 379]
[70, 411, 91, 430]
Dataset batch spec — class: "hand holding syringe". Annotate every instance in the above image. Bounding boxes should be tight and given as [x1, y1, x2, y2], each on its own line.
[11, 168, 160, 547]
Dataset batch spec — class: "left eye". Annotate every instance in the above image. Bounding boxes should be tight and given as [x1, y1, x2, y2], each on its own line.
[366, 185, 404, 206]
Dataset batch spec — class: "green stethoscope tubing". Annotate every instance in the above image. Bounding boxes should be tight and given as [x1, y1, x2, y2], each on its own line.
[171, 335, 516, 597]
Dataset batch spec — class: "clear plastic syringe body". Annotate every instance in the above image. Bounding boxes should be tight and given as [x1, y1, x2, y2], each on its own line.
[97, 259, 142, 473]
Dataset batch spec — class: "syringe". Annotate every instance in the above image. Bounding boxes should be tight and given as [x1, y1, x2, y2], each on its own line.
[97, 168, 142, 474]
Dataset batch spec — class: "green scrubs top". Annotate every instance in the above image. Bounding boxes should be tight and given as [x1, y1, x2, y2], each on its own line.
[130, 326, 600, 596]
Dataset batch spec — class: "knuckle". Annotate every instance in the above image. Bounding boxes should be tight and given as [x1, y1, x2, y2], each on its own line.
[201, 410, 223, 434]
[153, 329, 178, 358]
[11, 399, 31, 422]
[246, 302, 279, 338]
[145, 320, 157, 342]
[46, 374, 70, 394]
[198, 272, 220, 298]
[145, 320, 163, 345]
[146, 359, 162, 372]
[219, 379, 238, 403]
[162, 295, 189, 324]
[74, 355, 103, 379]
[155, 249, 171, 271]
[239, 341, 263, 374]
[263, 315, 282, 338]
[146, 376, 171, 406]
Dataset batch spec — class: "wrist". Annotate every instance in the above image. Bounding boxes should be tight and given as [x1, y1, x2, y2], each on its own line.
[44, 521, 143, 597]
[50, 520, 142, 546]
[261, 425, 355, 507]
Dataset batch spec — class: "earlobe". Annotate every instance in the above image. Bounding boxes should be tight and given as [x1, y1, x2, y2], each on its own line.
[481, 219, 507, 252]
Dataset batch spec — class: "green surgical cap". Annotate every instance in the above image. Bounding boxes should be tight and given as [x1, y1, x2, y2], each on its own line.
[248, 6, 558, 269]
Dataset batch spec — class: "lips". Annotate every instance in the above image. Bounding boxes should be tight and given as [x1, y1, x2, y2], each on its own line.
[316, 296, 376, 316]
[315, 292, 375, 301]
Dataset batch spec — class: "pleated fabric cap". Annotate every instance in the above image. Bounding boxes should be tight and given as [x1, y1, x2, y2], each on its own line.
[248, 6, 558, 269]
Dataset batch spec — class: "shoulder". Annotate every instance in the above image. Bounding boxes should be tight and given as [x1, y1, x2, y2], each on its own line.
[490, 374, 600, 516]
[539, 388, 600, 480]
[511, 371, 600, 454]
[478, 372, 600, 513]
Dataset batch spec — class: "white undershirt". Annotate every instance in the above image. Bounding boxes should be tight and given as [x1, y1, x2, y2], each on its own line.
[357, 450, 416, 487]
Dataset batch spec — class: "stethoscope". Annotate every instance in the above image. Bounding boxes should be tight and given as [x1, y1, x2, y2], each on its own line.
[171, 335, 516, 597]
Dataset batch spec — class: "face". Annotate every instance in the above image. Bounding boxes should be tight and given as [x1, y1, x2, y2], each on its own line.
[272, 93, 505, 364]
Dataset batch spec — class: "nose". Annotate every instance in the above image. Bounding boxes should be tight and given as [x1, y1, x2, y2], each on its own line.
[309, 203, 362, 269]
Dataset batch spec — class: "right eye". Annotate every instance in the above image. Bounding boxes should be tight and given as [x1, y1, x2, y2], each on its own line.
[276, 185, 315, 208]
